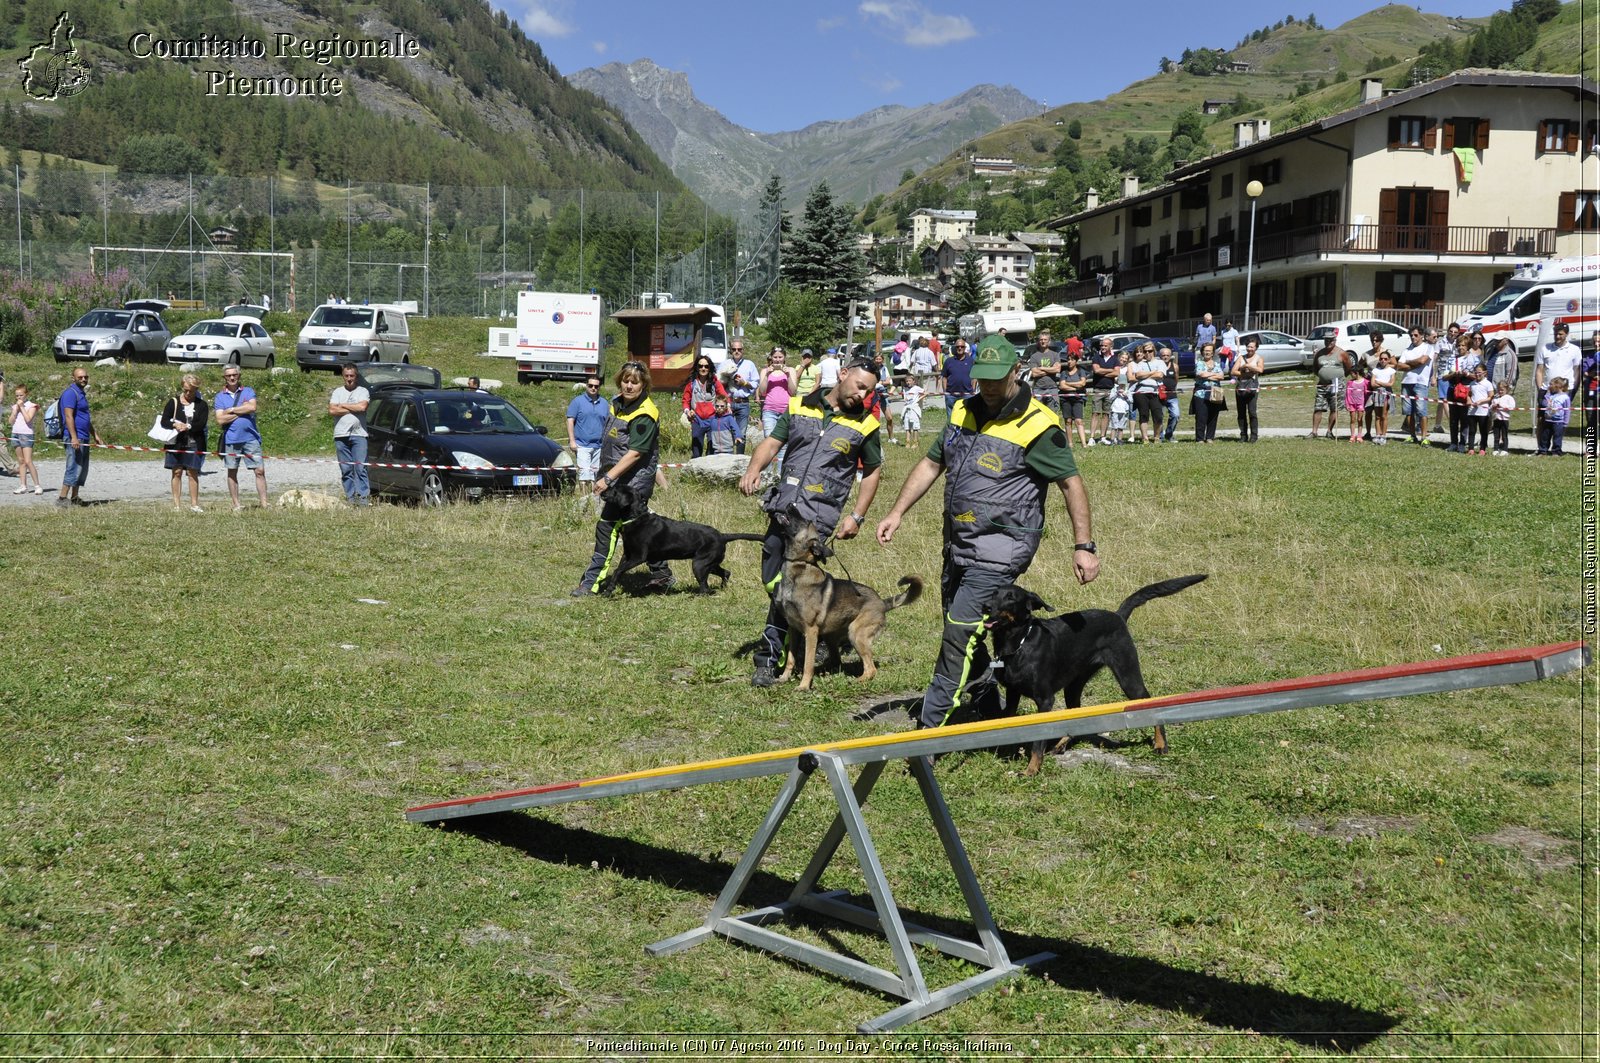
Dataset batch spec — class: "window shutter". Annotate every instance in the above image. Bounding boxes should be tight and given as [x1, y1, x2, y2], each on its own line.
[1374, 271, 1395, 310]
[1566, 123, 1580, 154]
[1424, 118, 1438, 151]
[1442, 119, 1457, 152]
[1538, 120, 1550, 154]
[1428, 189, 1450, 252]
[1476, 117, 1490, 151]
[1558, 191, 1577, 233]
[1388, 117, 1401, 149]
[1424, 272, 1446, 309]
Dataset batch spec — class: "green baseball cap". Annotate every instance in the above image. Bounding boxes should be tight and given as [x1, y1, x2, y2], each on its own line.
[970, 334, 1019, 380]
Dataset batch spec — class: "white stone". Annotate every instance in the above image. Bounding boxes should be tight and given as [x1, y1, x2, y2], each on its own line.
[678, 453, 751, 484]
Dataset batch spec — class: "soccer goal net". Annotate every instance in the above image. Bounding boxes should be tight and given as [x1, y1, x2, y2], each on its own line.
[90, 246, 296, 311]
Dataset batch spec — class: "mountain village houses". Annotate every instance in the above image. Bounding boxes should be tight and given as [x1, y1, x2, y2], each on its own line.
[869, 71, 1596, 336]
[1044, 71, 1600, 336]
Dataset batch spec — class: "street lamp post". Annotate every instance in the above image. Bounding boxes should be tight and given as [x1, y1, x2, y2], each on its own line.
[1243, 179, 1264, 333]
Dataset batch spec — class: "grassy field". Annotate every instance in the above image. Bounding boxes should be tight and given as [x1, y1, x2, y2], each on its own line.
[0, 318, 1590, 1058]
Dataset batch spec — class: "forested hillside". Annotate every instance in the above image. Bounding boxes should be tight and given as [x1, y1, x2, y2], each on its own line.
[0, 0, 685, 192]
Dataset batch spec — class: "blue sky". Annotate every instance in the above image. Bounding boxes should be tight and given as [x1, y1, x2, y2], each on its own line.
[511, 0, 1510, 131]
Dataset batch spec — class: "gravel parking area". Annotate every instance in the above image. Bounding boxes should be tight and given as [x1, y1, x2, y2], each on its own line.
[0, 449, 342, 509]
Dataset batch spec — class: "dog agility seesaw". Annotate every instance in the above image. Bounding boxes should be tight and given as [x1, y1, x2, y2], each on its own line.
[406, 641, 1586, 1033]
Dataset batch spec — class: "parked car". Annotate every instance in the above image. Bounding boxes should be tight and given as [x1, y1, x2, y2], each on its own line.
[53, 303, 172, 362]
[363, 387, 574, 505]
[165, 316, 276, 368]
[1302, 319, 1410, 367]
[1236, 329, 1308, 372]
[356, 362, 441, 391]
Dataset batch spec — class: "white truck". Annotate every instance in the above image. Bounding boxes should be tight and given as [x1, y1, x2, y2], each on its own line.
[491, 291, 605, 385]
[1456, 254, 1600, 355]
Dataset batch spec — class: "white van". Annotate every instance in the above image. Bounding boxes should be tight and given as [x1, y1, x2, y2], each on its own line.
[1456, 255, 1600, 356]
[1535, 291, 1600, 354]
[296, 303, 412, 371]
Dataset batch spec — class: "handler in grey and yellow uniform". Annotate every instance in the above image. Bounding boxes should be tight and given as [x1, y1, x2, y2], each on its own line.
[876, 334, 1099, 729]
[573, 360, 672, 596]
[739, 357, 885, 687]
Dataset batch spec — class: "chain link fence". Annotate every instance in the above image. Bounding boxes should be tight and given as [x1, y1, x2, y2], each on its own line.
[2, 168, 784, 318]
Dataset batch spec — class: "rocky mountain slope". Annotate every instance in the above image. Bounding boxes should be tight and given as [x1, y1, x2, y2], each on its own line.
[569, 59, 1042, 213]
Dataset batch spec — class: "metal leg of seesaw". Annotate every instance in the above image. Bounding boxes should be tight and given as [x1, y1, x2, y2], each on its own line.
[646, 751, 1052, 1034]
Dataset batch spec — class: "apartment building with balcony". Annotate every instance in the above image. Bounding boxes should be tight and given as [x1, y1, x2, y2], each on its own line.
[909, 208, 978, 249]
[925, 234, 1035, 284]
[1048, 71, 1600, 337]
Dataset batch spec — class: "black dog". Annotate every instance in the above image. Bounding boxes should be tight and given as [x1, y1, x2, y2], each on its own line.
[596, 483, 764, 594]
[985, 575, 1207, 774]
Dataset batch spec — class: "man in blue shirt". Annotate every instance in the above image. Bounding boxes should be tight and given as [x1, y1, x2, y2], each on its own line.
[565, 373, 611, 485]
[55, 366, 104, 508]
[214, 366, 268, 510]
[1194, 312, 1218, 351]
[941, 338, 976, 414]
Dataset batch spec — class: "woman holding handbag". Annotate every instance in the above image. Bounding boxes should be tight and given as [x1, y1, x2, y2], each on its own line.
[161, 374, 208, 512]
[1191, 344, 1227, 443]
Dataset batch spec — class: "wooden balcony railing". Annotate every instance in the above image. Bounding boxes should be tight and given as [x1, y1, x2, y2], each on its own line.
[1071, 224, 1558, 301]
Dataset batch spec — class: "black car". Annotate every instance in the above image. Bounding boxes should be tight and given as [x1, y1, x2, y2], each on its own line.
[364, 388, 575, 504]
[357, 362, 441, 391]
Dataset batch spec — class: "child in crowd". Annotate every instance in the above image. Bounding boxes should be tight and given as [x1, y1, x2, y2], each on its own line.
[1108, 382, 1132, 445]
[1058, 353, 1090, 448]
[707, 396, 743, 456]
[1345, 369, 1369, 442]
[1538, 377, 1572, 455]
[899, 378, 925, 449]
[1490, 380, 1516, 455]
[1466, 364, 1493, 455]
[8, 382, 41, 493]
[1367, 351, 1395, 446]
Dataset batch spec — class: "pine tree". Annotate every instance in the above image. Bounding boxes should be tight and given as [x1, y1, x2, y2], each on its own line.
[950, 248, 990, 319]
[784, 181, 868, 321]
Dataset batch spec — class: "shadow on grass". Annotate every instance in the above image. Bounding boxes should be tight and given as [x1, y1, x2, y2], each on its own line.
[442, 812, 1395, 1049]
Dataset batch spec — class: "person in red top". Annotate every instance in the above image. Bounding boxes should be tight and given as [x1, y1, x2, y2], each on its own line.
[682, 355, 728, 458]
[1064, 331, 1084, 359]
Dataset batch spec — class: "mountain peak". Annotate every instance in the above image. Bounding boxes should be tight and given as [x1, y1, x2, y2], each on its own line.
[569, 61, 1043, 213]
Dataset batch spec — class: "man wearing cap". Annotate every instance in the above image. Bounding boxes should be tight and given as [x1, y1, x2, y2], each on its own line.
[877, 335, 1098, 730]
[740, 357, 885, 688]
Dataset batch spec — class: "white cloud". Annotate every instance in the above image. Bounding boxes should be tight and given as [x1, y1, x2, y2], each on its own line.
[858, 0, 974, 47]
[591, 40, 608, 54]
[519, 3, 575, 39]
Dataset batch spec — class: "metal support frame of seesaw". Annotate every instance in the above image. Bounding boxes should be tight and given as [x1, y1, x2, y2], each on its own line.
[405, 641, 1587, 1034]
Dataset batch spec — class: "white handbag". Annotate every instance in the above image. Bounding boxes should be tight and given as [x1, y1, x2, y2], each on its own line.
[147, 412, 177, 444]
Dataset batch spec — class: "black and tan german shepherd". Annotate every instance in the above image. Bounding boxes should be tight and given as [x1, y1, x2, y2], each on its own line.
[776, 519, 922, 691]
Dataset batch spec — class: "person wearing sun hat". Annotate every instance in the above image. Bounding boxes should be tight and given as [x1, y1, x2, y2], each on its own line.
[876, 334, 1099, 731]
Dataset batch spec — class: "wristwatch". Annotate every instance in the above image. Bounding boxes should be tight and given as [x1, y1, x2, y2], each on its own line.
[1074, 541, 1098, 554]
[599, 474, 613, 487]
[849, 512, 867, 524]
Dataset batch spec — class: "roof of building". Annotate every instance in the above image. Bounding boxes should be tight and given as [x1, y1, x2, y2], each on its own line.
[944, 235, 1031, 254]
[1046, 70, 1599, 230]
[909, 208, 977, 219]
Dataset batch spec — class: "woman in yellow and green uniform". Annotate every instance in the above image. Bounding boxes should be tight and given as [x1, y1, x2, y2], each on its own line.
[574, 361, 672, 595]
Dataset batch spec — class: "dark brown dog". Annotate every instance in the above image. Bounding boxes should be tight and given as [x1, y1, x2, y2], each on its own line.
[985, 575, 1207, 774]
[597, 483, 764, 594]
[776, 519, 922, 691]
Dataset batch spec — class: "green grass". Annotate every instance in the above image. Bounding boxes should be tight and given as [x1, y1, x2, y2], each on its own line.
[0, 322, 1589, 1056]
